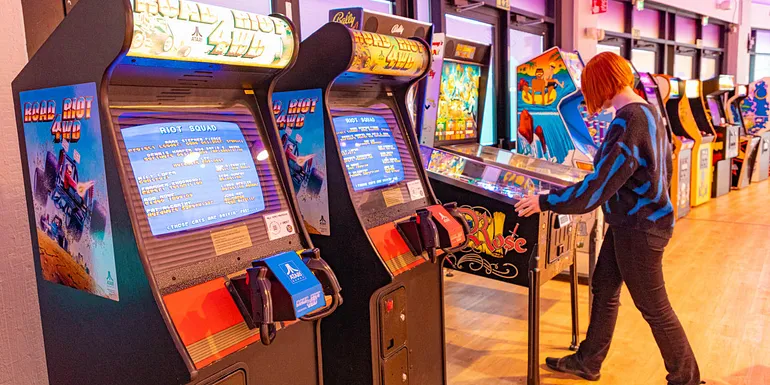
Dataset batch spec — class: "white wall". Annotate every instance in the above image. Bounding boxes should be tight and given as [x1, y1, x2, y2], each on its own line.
[753, 3, 770, 28]
[0, 0, 48, 384]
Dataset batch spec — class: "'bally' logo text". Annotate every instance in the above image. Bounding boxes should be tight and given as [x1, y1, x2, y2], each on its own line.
[391, 24, 405, 35]
[332, 11, 359, 29]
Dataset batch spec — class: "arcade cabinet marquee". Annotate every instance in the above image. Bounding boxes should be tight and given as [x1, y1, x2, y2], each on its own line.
[13, 1, 342, 385]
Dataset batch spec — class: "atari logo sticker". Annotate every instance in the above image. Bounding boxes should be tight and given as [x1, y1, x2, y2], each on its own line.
[284, 261, 306, 284]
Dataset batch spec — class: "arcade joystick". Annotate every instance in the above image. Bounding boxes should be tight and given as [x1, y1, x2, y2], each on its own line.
[228, 265, 277, 346]
[299, 248, 343, 321]
[416, 208, 439, 263]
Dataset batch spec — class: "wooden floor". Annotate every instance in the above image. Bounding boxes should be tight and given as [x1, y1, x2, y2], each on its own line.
[444, 180, 770, 385]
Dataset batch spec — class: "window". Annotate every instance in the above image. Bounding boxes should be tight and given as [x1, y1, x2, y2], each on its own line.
[701, 57, 717, 80]
[203, 0, 270, 13]
[753, 56, 770, 81]
[674, 15, 697, 45]
[632, 49, 656, 73]
[599, 0, 627, 33]
[509, 29, 544, 143]
[446, 14, 496, 145]
[510, 0, 547, 16]
[751, 29, 770, 82]
[298, 0, 393, 39]
[417, 0, 431, 22]
[633, 8, 660, 39]
[597, 44, 622, 56]
[674, 55, 694, 79]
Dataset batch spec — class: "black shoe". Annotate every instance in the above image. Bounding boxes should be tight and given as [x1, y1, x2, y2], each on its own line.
[545, 355, 601, 381]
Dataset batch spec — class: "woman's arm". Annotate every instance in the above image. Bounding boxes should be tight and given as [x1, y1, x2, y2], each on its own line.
[538, 117, 642, 215]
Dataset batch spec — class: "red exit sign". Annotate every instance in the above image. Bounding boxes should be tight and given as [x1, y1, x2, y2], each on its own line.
[592, 0, 608, 14]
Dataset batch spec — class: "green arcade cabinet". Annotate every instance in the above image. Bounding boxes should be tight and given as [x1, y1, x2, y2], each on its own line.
[13, 1, 343, 384]
[275, 21, 470, 385]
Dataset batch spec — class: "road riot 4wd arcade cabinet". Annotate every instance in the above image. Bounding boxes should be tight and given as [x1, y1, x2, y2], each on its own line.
[638, 73, 689, 219]
[728, 84, 770, 183]
[688, 76, 738, 197]
[12, 1, 343, 385]
[274, 23, 469, 385]
[663, 77, 715, 207]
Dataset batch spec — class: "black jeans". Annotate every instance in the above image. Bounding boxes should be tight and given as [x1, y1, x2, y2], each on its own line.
[576, 226, 700, 385]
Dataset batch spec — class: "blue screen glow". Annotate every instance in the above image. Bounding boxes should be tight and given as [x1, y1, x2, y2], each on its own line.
[122, 121, 265, 236]
[333, 114, 405, 191]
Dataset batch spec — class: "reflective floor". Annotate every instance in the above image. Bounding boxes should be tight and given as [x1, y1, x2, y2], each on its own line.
[445, 181, 770, 385]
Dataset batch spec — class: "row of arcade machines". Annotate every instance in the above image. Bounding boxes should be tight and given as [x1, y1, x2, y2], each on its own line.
[14, 2, 471, 385]
[653, 74, 769, 217]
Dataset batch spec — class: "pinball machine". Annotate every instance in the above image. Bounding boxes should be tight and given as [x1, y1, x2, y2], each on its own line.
[12, 1, 343, 385]
[419, 43, 583, 385]
[662, 77, 715, 207]
[688, 76, 738, 197]
[727, 84, 770, 183]
[275, 22, 470, 385]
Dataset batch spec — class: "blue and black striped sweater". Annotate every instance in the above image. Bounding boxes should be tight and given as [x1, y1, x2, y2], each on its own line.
[539, 103, 675, 238]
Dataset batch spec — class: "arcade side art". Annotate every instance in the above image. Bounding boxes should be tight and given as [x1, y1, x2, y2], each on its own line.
[20, 83, 118, 301]
[273, 89, 330, 235]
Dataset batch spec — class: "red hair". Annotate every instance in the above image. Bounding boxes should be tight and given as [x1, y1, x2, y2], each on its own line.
[581, 52, 634, 115]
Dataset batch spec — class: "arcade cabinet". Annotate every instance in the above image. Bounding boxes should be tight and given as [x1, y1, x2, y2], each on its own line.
[12, 1, 342, 385]
[275, 23, 469, 385]
[727, 84, 770, 183]
[328, 7, 433, 130]
[662, 77, 715, 207]
[689, 76, 738, 197]
[639, 73, 690, 219]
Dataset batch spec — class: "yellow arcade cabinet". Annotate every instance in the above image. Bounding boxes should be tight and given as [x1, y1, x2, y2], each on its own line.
[664, 77, 715, 206]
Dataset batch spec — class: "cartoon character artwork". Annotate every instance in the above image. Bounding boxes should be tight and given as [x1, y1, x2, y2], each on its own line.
[273, 89, 330, 236]
[743, 78, 770, 134]
[517, 109, 551, 160]
[516, 48, 581, 163]
[20, 83, 118, 301]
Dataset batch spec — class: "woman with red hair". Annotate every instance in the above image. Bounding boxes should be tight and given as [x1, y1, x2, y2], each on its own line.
[515, 52, 701, 384]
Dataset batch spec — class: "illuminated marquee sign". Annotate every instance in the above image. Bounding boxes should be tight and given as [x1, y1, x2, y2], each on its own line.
[670, 79, 681, 98]
[128, 0, 294, 68]
[719, 75, 735, 91]
[454, 44, 476, 60]
[349, 30, 430, 77]
[685, 80, 701, 98]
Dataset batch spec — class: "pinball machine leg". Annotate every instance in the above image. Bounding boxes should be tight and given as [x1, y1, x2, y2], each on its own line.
[569, 261, 580, 351]
[528, 269, 541, 385]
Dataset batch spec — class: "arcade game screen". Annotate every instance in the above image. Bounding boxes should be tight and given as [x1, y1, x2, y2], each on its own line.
[707, 98, 724, 125]
[122, 120, 266, 236]
[330, 101, 428, 224]
[436, 61, 482, 143]
[333, 114, 405, 191]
